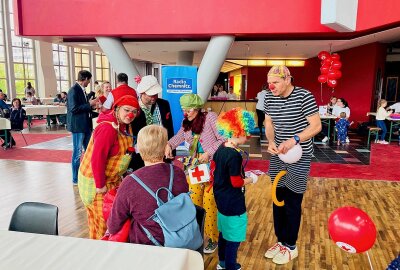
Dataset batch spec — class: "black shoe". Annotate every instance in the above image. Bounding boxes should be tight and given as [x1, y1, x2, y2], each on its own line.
[3, 143, 11, 149]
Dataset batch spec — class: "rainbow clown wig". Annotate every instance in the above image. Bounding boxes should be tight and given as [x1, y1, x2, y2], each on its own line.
[217, 107, 256, 138]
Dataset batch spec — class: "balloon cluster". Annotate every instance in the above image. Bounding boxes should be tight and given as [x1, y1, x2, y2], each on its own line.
[317, 51, 343, 89]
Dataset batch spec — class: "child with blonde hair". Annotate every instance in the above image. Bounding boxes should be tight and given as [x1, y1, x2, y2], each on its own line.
[375, 99, 392, 144]
[335, 112, 353, 145]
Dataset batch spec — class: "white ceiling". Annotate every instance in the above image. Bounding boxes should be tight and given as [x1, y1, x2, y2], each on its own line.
[63, 26, 400, 67]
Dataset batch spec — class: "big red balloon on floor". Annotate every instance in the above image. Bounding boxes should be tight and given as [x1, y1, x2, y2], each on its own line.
[328, 206, 376, 253]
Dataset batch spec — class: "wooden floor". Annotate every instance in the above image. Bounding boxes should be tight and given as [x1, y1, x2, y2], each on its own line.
[1, 159, 399, 269]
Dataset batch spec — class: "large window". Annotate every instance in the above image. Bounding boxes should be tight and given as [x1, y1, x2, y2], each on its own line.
[95, 52, 110, 83]
[0, 3, 7, 94]
[53, 44, 70, 91]
[9, 0, 36, 98]
[74, 48, 90, 80]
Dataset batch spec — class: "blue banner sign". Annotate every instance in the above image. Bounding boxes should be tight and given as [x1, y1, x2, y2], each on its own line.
[162, 66, 197, 134]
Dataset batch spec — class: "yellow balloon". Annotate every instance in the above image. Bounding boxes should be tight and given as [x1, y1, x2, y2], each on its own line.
[271, 170, 287, 207]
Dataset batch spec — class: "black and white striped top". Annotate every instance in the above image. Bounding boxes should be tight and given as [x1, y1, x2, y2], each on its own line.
[264, 87, 318, 155]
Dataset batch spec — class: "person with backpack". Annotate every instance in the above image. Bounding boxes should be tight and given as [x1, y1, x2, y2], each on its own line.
[165, 93, 226, 254]
[212, 108, 257, 270]
[107, 125, 191, 246]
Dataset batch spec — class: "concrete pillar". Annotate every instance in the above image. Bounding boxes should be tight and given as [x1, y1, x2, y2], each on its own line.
[197, 36, 235, 101]
[35, 41, 58, 98]
[177, 51, 194, 66]
[95, 37, 140, 89]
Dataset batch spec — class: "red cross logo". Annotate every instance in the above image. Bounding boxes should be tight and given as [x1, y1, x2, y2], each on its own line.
[191, 166, 205, 182]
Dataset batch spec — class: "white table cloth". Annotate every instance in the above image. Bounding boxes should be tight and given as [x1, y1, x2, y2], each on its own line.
[0, 118, 11, 130]
[0, 230, 203, 270]
[48, 105, 67, 115]
[24, 105, 50, 116]
[40, 98, 55, 105]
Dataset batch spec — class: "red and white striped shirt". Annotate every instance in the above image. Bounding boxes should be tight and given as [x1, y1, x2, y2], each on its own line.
[168, 112, 226, 159]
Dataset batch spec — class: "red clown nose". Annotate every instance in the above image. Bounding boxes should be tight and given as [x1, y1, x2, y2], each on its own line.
[127, 112, 135, 119]
[269, 84, 275, 90]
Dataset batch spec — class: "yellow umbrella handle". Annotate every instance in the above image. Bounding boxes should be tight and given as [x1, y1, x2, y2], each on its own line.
[271, 170, 287, 207]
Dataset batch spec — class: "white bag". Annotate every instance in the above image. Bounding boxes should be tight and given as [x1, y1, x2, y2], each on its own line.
[188, 163, 210, 185]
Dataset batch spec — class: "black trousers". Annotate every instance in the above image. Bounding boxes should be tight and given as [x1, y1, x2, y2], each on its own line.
[218, 232, 241, 270]
[273, 187, 304, 246]
[0, 130, 15, 147]
[256, 109, 265, 135]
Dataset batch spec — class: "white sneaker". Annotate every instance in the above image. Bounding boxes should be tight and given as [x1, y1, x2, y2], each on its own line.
[272, 246, 298, 264]
[321, 136, 328, 143]
[380, 140, 389, 145]
[264, 242, 283, 259]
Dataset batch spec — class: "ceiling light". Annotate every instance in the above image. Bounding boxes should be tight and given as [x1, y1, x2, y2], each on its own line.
[248, 60, 267, 66]
[285, 60, 305, 67]
[266, 60, 285, 66]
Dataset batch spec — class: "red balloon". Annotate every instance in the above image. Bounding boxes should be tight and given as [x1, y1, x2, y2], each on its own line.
[331, 53, 340, 61]
[318, 51, 330, 60]
[327, 79, 338, 88]
[320, 66, 329, 75]
[318, 74, 328, 83]
[332, 60, 342, 70]
[335, 70, 342, 79]
[328, 207, 376, 253]
[322, 57, 332, 66]
[327, 70, 340, 80]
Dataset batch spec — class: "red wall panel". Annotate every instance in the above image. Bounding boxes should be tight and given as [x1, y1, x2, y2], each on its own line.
[14, 0, 400, 37]
[245, 43, 386, 124]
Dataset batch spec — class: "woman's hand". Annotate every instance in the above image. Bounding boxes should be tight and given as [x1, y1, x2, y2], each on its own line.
[164, 143, 174, 159]
[278, 139, 296, 155]
[198, 152, 210, 163]
[96, 186, 108, 194]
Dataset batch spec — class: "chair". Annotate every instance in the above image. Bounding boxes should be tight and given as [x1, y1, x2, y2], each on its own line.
[9, 202, 59, 235]
[367, 126, 381, 146]
[195, 205, 206, 256]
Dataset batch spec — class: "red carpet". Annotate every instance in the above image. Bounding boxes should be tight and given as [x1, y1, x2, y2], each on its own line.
[1, 134, 399, 180]
[246, 144, 400, 181]
[0, 134, 71, 163]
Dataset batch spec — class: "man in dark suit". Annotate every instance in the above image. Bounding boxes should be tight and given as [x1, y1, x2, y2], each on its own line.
[129, 75, 174, 171]
[67, 70, 98, 185]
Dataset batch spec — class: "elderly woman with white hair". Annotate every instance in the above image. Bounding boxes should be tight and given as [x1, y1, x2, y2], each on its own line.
[107, 125, 189, 245]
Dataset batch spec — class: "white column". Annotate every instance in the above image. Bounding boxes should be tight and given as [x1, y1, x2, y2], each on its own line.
[177, 51, 194, 66]
[35, 41, 57, 98]
[197, 36, 234, 101]
[96, 37, 140, 89]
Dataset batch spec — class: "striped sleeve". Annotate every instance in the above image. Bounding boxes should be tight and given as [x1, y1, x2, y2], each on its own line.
[301, 91, 319, 118]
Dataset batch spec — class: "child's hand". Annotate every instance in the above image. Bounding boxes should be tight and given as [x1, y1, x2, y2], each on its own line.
[244, 171, 258, 184]
[244, 177, 255, 185]
[350, 121, 354, 125]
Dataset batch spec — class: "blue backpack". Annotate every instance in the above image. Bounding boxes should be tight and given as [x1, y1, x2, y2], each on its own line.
[130, 164, 203, 250]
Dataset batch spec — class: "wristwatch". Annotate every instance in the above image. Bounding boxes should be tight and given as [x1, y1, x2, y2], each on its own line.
[293, 135, 300, 145]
